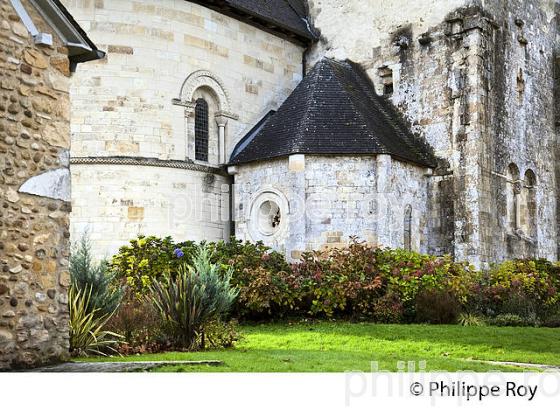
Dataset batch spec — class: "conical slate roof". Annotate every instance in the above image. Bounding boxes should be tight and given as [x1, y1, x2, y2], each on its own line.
[229, 58, 437, 168]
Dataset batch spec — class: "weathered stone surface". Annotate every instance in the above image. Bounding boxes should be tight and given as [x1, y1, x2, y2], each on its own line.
[1, 0, 73, 370]
[18, 168, 71, 201]
[304, 0, 558, 268]
[23, 49, 48, 69]
[66, 0, 304, 259]
[235, 155, 428, 259]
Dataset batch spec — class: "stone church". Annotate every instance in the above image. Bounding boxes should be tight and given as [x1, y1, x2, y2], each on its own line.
[63, 0, 559, 269]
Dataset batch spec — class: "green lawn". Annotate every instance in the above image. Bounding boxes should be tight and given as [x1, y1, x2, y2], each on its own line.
[80, 322, 560, 372]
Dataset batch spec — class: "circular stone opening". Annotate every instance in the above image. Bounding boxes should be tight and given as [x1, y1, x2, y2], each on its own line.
[257, 200, 282, 236]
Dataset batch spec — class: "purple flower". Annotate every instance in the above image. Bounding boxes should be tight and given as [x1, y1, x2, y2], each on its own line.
[173, 248, 185, 258]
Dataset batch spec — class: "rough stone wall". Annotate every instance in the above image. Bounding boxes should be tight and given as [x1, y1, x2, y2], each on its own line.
[233, 155, 429, 260]
[477, 0, 558, 263]
[307, 0, 559, 267]
[1, 0, 73, 369]
[63, 0, 304, 258]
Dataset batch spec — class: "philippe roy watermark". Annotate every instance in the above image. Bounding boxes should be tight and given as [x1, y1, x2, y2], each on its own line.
[345, 361, 560, 406]
[166, 182, 412, 227]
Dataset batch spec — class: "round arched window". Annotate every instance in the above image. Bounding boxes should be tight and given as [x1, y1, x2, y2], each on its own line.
[257, 200, 282, 236]
[249, 190, 288, 240]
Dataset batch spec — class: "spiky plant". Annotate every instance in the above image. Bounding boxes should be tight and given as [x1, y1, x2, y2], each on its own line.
[150, 245, 238, 349]
[458, 312, 485, 327]
[68, 285, 123, 356]
[70, 234, 123, 318]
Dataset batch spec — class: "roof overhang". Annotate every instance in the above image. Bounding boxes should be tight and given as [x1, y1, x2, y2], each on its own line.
[188, 0, 316, 46]
[25, 0, 105, 70]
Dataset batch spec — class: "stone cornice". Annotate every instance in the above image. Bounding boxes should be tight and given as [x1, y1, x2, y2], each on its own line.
[70, 156, 229, 176]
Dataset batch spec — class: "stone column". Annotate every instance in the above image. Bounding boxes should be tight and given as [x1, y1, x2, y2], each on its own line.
[215, 115, 228, 164]
[514, 180, 522, 232]
[183, 103, 196, 160]
[375, 154, 393, 247]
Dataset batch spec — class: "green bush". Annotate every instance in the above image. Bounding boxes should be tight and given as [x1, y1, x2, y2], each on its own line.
[458, 313, 485, 327]
[149, 245, 238, 350]
[108, 235, 560, 327]
[487, 313, 529, 327]
[293, 243, 384, 317]
[371, 293, 404, 323]
[200, 319, 242, 348]
[70, 235, 123, 318]
[110, 235, 197, 295]
[415, 289, 461, 324]
[477, 259, 560, 323]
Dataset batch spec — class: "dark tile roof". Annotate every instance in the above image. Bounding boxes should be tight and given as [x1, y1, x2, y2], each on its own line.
[189, 0, 316, 43]
[230, 59, 437, 168]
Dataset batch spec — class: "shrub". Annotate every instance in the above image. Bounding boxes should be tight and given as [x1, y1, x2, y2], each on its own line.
[379, 250, 478, 308]
[371, 293, 404, 323]
[233, 266, 302, 318]
[200, 319, 242, 348]
[458, 313, 485, 327]
[487, 313, 528, 327]
[293, 243, 384, 317]
[479, 259, 560, 323]
[68, 285, 122, 356]
[107, 235, 560, 327]
[106, 293, 163, 354]
[541, 315, 560, 328]
[415, 289, 461, 324]
[110, 236, 198, 295]
[149, 245, 238, 349]
[70, 235, 123, 317]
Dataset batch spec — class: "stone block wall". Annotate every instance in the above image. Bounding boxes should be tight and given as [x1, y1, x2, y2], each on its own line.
[63, 0, 304, 160]
[307, 0, 559, 267]
[71, 161, 231, 258]
[233, 154, 429, 260]
[62, 0, 305, 258]
[1, 0, 73, 369]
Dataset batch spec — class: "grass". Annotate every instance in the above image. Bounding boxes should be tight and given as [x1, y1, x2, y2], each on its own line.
[79, 322, 560, 372]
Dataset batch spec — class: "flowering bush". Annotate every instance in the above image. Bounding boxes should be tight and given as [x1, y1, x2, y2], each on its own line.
[108, 235, 560, 326]
[292, 243, 384, 317]
[475, 259, 560, 323]
[110, 236, 197, 295]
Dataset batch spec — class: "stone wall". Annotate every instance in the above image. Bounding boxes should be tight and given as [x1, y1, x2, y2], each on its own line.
[307, 0, 559, 267]
[63, 0, 305, 258]
[71, 161, 231, 257]
[1, 0, 73, 369]
[232, 154, 429, 260]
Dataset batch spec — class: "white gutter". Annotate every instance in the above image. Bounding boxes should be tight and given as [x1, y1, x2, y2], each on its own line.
[9, 0, 53, 46]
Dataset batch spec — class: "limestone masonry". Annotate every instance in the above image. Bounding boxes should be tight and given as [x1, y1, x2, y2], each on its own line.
[64, 0, 560, 269]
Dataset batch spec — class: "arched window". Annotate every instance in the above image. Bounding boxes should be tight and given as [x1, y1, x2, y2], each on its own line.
[506, 163, 520, 231]
[195, 98, 209, 162]
[521, 169, 537, 237]
[403, 204, 412, 251]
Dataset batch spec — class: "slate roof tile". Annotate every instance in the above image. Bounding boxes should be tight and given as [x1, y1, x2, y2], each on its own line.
[230, 58, 438, 168]
[190, 0, 315, 41]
